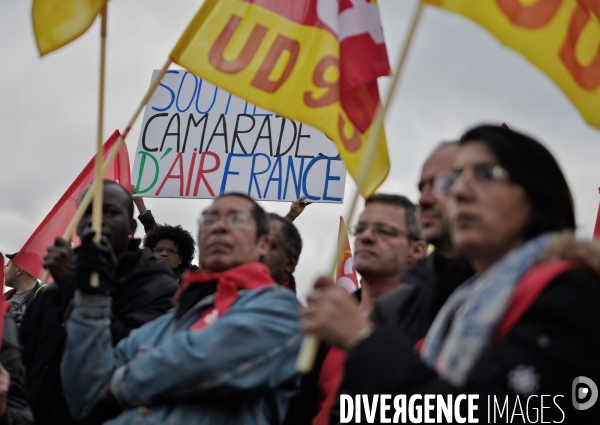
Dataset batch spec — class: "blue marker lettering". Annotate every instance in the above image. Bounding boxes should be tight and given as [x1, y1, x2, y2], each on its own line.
[323, 157, 342, 202]
[152, 70, 179, 112]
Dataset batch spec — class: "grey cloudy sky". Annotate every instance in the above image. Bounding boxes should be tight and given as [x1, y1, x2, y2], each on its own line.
[1, 0, 599, 299]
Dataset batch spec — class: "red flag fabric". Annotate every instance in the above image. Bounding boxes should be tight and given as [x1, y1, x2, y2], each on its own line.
[11, 130, 130, 279]
[335, 216, 360, 293]
[0, 253, 5, 351]
[594, 188, 600, 240]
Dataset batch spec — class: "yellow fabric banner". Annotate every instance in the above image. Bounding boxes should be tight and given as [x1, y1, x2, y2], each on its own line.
[170, 0, 390, 198]
[423, 0, 600, 128]
[32, 0, 108, 56]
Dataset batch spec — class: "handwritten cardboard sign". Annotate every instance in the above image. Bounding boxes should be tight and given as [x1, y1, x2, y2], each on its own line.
[132, 70, 346, 202]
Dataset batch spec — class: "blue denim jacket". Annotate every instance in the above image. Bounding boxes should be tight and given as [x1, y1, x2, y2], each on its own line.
[61, 285, 302, 425]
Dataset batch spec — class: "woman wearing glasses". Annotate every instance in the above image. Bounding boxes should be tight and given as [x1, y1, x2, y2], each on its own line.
[308, 125, 600, 423]
[143, 224, 197, 283]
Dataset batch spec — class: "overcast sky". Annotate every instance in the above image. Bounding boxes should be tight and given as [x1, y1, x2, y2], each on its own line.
[2, 0, 599, 299]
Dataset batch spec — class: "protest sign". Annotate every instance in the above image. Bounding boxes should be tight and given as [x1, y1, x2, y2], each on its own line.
[132, 70, 347, 202]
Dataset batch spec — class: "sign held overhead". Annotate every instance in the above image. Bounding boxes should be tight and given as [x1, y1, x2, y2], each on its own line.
[132, 69, 346, 203]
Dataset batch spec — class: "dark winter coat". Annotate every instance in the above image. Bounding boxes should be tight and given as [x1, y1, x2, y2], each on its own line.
[333, 234, 600, 424]
[372, 251, 474, 346]
[20, 240, 178, 425]
[0, 314, 34, 425]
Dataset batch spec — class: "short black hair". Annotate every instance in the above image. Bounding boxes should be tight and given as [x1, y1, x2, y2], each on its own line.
[213, 193, 270, 241]
[365, 193, 421, 240]
[79, 180, 134, 218]
[268, 213, 303, 259]
[460, 125, 575, 239]
[143, 224, 196, 269]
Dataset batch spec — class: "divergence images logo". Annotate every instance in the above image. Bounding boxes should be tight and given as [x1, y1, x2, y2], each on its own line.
[572, 376, 598, 411]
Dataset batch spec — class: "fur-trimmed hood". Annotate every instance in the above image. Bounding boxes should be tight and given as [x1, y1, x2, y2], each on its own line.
[541, 231, 600, 274]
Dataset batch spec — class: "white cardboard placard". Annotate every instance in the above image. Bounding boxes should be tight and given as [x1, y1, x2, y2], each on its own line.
[132, 70, 346, 203]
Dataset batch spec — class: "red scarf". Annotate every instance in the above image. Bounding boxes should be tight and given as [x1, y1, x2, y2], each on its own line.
[175, 262, 275, 330]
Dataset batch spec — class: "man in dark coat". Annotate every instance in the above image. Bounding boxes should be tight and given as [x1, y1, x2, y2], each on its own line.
[262, 213, 302, 292]
[3, 253, 44, 327]
[371, 142, 474, 345]
[21, 180, 178, 425]
[1, 313, 34, 425]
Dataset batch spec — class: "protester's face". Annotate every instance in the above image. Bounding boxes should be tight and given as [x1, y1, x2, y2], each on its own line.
[153, 239, 182, 270]
[418, 144, 458, 250]
[262, 220, 295, 284]
[198, 196, 270, 273]
[4, 262, 16, 288]
[449, 141, 531, 272]
[353, 203, 414, 279]
[77, 185, 136, 257]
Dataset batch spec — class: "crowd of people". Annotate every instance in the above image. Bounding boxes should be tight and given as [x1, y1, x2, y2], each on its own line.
[1, 124, 599, 424]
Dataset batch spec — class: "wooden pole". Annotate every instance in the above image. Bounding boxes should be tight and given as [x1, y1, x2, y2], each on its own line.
[295, 0, 426, 373]
[89, 6, 108, 288]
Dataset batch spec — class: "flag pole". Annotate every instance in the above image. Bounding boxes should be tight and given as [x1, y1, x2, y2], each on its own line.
[40, 58, 172, 285]
[89, 6, 109, 288]
[296, 0, 425, 373]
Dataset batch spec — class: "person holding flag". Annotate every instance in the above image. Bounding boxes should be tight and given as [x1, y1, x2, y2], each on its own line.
[290, 194, 425, 425]
[21, 181, 178, 425]
[60, 193, 302, 425]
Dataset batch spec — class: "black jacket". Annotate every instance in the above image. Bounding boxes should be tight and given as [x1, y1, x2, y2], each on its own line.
[334, 258, 600, 423]
[371, 251, 474, 345]
[4, 281, 45, 327]
[0, 314, 34, 425]
[283, 289, 362, 425]
[20, 240, 178, 425]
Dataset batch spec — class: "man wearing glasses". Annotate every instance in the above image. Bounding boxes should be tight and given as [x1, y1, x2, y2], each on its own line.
[61, 193, 302, 425]
[349, 194, 426, 315]
[291, 194, 425, 425]
[143, 224, 197, 283]
[371, 142, 475, 346]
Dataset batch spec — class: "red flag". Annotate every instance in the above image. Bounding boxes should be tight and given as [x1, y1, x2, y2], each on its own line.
[594, 188, 600, 240]
[11, 130, 130, 279]
[335, 216, 360, 293]
[0, 253, 5, 351]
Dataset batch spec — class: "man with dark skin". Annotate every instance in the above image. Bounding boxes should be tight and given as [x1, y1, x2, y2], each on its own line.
[21, 180, 178, 425]
[262, 213, 302, 291]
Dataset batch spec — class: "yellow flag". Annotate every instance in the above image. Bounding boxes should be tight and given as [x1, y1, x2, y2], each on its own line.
[170, 0, 391, 198]
[423, 0, 600, 129]
[32, 0, 108, 56]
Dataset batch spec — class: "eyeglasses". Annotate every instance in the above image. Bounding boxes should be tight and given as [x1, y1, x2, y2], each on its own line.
[153, 247, 179, 255]
[199, 211, 251, 228]
[431, 173, 455, 197]
[450, 163, 510, 191]
[349, 223, 415, 240]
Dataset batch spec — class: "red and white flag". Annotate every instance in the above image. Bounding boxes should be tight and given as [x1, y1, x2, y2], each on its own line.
[335, 216, 360, 293]
[11, 130, 130, 279]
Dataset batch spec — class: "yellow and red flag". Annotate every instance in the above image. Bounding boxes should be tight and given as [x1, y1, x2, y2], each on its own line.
[423, 0, 600, 129]
[32, 0, 108, 56]
[335, 217, 360, 293]
[171, 0, 391, 197]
